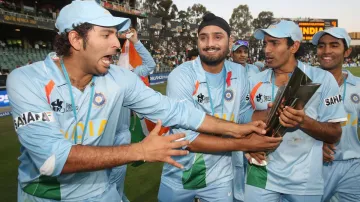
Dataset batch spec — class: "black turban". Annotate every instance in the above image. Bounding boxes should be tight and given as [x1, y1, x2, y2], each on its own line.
[198, 13, 231, 36]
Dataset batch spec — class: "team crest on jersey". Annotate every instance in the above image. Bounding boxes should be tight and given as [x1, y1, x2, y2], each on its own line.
[324, 94, 342, 106]
[13, 111, 55, 131]
[224, 89, 234, 102]
[351, 93, 360, 104]
[93, 92, 106, 107]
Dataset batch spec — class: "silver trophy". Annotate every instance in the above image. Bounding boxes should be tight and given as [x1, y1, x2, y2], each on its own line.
[265, 67, 321, 137]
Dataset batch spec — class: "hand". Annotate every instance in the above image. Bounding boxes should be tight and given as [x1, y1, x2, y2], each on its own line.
[279, 106, 305, 128]
[238, 134, 282, 152]
[323, 143, 336, 163]
[252, 102, 272, 122]
[245, 152, 266, 164]
[127, 28, 139, 44]
[140, 120, 189, 169]
[232, 121, 267, 138]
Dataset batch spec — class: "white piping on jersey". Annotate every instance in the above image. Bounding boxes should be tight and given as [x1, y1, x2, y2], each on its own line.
[328, 117, 348, 123]
[39, 154, 56, 176]
[42, 61, 49, 75]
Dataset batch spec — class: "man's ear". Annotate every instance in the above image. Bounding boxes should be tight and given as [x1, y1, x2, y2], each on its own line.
[68, 30, 83, 52]
[344, 47, 352, 58]
[290, 41, 300, 54]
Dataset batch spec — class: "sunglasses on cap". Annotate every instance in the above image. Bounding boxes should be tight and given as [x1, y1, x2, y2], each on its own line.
[234, 40, 249, 47]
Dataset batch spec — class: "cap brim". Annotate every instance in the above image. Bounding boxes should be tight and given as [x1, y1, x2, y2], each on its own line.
[232, 44, 248, 52]
[312, 30, 347, 45]
[89, 16, 131, 32]
[311, 31, 326, 45]
[254, 28, 288, 40]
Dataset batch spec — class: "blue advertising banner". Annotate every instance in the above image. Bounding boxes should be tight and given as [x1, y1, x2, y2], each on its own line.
[0, 90, 9, 107]
[0, 111, 11, 118]
[149, 73, 169, 85]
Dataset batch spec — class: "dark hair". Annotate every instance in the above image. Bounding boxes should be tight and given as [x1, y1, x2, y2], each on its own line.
[54, 23, 94, 57]
[286, 37, 305, 59]
[341, 39, 349, 51]
[187, 49, 199, 60]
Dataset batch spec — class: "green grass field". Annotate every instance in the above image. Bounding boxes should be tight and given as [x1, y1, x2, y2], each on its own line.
[1, 67, 360, 201]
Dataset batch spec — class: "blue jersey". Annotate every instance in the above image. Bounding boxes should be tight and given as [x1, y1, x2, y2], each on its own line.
[333, 70, 360, 160]
[115, 41, 156, 139]
[161, 58, 252, 189]
[246, 61, 347, 195]
[245, 63, 260, 77]
[109, 41, 156, 195]
[7, 53, 205, 201]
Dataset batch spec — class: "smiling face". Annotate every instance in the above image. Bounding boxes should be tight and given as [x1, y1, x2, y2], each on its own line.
[198, 25, 229, 66]
[317, 34, 351, 70]
[75, 26, 120, 75]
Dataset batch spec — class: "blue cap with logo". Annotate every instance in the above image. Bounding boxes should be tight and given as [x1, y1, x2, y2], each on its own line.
[311, 27, 351, 48]
[254, 20, 303, 42]
[232, 40, 249, 52]
[55, 0, 131, 34]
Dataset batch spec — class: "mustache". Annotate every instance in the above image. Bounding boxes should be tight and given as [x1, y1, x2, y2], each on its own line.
[203, 47, 221, 51]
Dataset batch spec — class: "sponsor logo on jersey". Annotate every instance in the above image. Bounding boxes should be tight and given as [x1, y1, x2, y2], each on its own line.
[197, 93, 209, 104]
[51, 99, 78, 113]
[324, 94, 342, 106]
[13, 111, 55, 130]
[255, 93, 272, 103]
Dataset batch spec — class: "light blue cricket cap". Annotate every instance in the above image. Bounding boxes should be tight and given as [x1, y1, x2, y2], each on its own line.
[254, 20, 303, 42]
[55, 0, 131, 34]
[231, 40, 249, 52]
[311, 27, 351, 48]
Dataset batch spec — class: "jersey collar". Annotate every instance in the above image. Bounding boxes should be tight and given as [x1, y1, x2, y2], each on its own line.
[192, 57, 236, 84]
[44, 52, 67, 86]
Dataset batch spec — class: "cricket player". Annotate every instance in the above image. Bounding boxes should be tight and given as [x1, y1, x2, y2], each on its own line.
[8, 1, 276, 201]
[158, 13, 282, 202]
[231, 39, 260, 77]
[244, 20, 347, 202]
[230, 39, 260, 202]
[109, 28, 156, 201]
[312, 27, 360, 202]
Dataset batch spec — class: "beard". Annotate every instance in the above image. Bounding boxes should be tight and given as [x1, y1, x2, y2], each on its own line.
[199, 47, 228, 66]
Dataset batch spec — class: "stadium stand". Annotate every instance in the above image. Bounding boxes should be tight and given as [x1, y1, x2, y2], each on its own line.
[0, 46, 49, 70]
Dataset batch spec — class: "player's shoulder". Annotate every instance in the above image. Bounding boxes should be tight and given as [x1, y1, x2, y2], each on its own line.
[168, 61, 196, 80]
[106, 64, 137, 84]
[299, 62, 329, 82]
[249, 69, 269, 83]
[347, 70, 360, 86]
[225, 60, 245, 73]
[353, 76, 360, 85]
[7, 61, 48, 88]
[223, 60, 251, 82]
[172, 61, 194, 73]
[248, 63, 259, 69]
